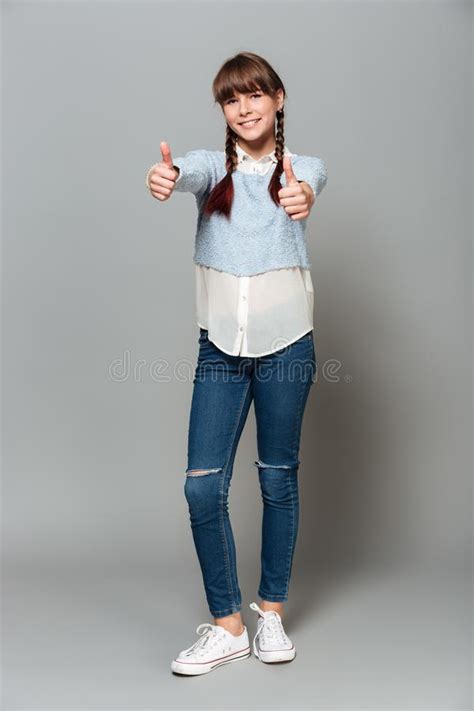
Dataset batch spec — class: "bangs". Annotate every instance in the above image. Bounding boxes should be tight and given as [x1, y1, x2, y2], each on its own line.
[213, 64, 275, 105]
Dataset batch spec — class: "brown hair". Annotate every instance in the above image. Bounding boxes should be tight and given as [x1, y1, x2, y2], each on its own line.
[203, 52, 287, 219]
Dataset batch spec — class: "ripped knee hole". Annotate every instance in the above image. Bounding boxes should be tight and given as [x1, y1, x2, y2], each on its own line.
[253, 459, 300, 470]
[185, 467, 223, 477]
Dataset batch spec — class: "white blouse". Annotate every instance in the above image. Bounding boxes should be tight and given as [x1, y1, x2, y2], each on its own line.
[179, 142, 315, 357]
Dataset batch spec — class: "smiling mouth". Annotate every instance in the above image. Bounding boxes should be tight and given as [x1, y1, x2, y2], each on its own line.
[239, 118, 261, 126]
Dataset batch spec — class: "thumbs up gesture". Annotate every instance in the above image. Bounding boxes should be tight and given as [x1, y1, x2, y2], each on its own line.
[278, 155, 315, 220]
[146, 141, 180, 201]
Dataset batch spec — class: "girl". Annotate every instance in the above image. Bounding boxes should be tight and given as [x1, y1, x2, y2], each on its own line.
[146, 51, 327, 675]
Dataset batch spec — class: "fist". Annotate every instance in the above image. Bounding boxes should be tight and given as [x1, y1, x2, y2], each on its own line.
[147, 141, 180, 201]
[278, 155, 314, 220]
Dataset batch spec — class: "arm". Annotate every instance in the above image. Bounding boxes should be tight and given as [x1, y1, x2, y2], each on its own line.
[294, 157, 328, 198]
[172, 149, 213, 196]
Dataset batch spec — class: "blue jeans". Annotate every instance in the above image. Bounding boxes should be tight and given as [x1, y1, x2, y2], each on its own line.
[184, 327, 317, 618]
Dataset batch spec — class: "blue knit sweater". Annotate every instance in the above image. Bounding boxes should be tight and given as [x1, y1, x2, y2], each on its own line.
[173, 149, 328, 277]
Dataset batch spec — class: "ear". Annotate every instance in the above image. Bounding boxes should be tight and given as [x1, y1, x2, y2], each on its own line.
[275, 88, 285, 112]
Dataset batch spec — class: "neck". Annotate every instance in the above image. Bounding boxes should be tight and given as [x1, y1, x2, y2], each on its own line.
[236, 134, 277, 161]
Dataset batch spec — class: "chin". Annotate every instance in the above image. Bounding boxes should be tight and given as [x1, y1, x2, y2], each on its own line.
[235, 128, 267, 140]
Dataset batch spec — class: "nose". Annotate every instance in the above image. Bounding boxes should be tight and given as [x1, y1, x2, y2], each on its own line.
[239, 99, 252, 116]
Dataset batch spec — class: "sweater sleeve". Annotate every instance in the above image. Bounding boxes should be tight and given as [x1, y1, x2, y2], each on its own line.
[293, 156, 328, 197]
[172, 149, 213, 196]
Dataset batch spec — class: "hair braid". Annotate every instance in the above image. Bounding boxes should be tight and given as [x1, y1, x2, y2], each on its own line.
[268, 106, 285, 206]
[203, 124, 238, 218]
[274, 107, 285, 163]
[225, 124, 239, 175]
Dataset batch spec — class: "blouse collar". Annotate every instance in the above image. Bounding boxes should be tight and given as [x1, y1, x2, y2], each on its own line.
[235, 142, 292, 164]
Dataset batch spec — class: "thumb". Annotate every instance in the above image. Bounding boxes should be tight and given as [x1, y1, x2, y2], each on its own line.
[160, 140, 174, 169]
[283, 155, 298, 186]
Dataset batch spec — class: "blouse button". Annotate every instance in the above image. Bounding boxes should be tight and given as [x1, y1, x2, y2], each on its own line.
[239, 326, 243, 332]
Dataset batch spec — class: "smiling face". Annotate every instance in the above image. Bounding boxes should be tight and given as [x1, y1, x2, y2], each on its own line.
[222, 87, 284, 155]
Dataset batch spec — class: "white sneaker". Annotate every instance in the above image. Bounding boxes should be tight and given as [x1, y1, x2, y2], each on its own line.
[171, 622, 251, 675]
[249, 602, 296, 663]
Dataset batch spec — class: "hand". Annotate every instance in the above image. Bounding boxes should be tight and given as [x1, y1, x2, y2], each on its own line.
[147, 141, 180, 201]
[278, 156, 314, 220]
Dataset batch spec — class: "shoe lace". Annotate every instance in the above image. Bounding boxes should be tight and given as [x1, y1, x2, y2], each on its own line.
[181, 623, 225, 658]
[249, 602, 289, 659]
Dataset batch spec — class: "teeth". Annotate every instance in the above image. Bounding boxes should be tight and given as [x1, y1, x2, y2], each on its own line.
[241, 119, 259, 126]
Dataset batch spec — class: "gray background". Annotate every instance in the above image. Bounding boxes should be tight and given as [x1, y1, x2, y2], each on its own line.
[2, 0, 472, 709]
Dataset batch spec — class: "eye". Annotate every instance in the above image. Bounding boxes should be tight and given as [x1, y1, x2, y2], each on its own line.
[226, 93, 262, 105]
